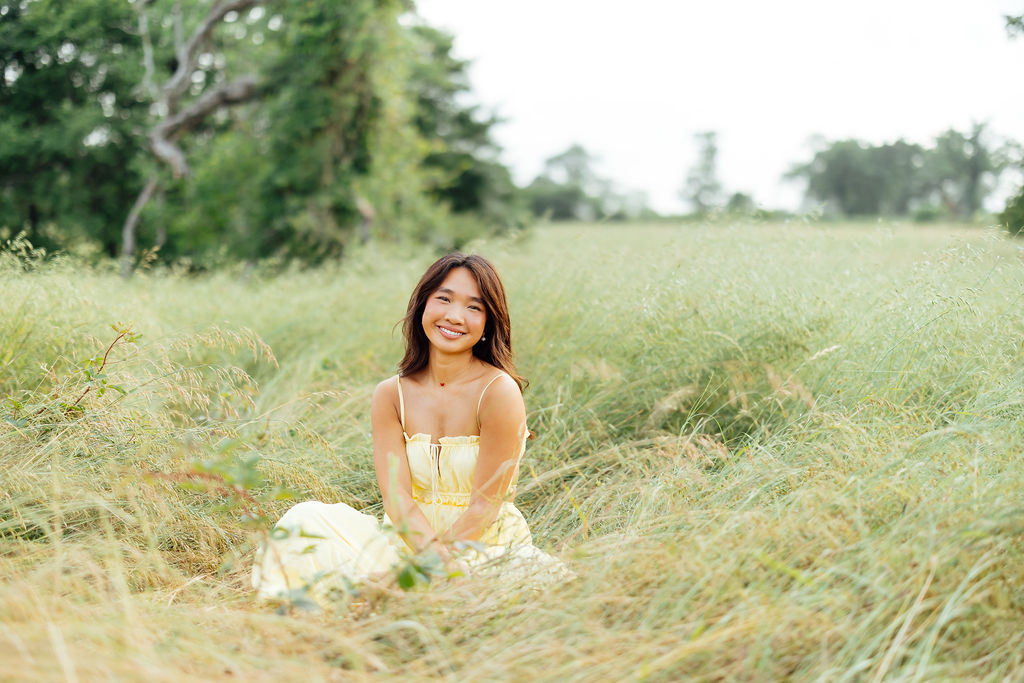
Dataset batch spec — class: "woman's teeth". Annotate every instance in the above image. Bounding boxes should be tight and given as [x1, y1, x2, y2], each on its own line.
[438, 326, 465, 338]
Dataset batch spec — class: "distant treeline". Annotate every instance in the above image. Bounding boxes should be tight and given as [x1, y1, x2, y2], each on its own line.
[785, 126, 1017, 222]
[675, 127, 1024, 227]
[2, 2, 1023, 272]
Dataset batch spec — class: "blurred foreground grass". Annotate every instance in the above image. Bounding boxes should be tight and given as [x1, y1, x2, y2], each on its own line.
[2, 221, 1023, 681]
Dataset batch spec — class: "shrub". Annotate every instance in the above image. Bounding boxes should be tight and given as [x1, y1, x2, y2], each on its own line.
[999, 185, 1024, 235]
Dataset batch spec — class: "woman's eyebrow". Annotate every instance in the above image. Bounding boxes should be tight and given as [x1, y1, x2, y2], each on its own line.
[437, 286, 484, 304]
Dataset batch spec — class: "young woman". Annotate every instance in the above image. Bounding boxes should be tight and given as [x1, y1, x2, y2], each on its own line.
[253, 253, 570, 601]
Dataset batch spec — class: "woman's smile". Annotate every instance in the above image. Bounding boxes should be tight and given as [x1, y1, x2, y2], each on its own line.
[437, 324, 466, 339]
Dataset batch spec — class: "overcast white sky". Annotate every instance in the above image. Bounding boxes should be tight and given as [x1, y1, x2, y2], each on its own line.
[414, 0, 1024, 214]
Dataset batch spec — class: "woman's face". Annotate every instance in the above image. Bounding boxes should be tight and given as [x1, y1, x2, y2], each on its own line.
[421, 267, 487, 354]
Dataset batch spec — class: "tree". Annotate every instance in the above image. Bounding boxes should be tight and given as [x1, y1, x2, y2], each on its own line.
[542, 144, 600, 191]
[872, 140, 930, 215]
[1006, 13, 1024, 36]
[523, 144, 608, 221]
[725, 192, 755, 213]
[522, 176, 590, 221]
[785, 129, 1003, 219]
[140, 0, 450, 263]
[922, 123, 1000, 219]
[229, 0, 415, 260]
[1000, 187, 1024, 235]
[406, 24, 521, 231]
[0, 1, 521, 264]
[119, 0, 269, 275]
[680, 131, 722, 215]
[0, 0, 147, 254]
[162, 2, 508, 261]
[786, 138, 927, 216]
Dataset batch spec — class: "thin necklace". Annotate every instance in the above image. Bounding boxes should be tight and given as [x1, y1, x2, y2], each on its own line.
[437, 364, 473, 388]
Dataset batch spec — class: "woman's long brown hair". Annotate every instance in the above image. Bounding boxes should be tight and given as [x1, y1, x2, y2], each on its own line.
[398, 253, 526, 392]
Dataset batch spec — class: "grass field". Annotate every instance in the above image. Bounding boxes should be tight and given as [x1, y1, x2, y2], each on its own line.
[2, 220, 1024, 681]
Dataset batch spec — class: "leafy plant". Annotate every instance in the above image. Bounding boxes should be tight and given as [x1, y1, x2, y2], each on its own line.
[999, 185, 1024, 235]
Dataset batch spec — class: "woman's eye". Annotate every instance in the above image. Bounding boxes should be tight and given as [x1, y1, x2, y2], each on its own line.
[436, 295, 450, 302]
[469, 305, 482, 311]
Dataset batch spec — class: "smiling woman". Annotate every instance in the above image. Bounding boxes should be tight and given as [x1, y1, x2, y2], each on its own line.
[423, 274, 486, 354]
[252, 253, 572, 603]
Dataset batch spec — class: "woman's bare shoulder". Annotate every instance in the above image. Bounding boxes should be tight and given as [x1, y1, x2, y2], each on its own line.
[371, 374, 400, 406]
[479, 371, 524, 413]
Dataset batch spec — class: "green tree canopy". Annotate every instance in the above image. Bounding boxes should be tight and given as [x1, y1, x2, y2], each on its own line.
[523, 144, 610, 221]
[0, 0, 146, 254]
[0, 1, 522, 267]
[786, 126, 1004, 219]
[924, 124, 999, 219]
[406, 24, 521, 229]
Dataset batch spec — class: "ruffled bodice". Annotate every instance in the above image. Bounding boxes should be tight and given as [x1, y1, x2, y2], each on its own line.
[405, 433, 481, 506]
[397, 430, 530, 547]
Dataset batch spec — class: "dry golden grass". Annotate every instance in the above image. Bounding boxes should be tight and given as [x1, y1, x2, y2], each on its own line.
[2, 221, 1024, 680]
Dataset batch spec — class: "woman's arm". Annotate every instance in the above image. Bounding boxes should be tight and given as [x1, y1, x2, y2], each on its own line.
[371, 377, 448, 557]
[440, 374, 526, 544]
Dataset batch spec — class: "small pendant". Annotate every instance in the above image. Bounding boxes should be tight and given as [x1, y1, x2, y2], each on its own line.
[439, 383, 446, 387]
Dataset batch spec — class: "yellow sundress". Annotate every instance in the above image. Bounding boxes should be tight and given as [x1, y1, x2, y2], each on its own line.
[251, 374, 571, 600]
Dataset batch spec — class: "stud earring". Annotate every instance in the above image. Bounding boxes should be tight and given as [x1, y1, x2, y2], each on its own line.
[482, 335, 487, 341]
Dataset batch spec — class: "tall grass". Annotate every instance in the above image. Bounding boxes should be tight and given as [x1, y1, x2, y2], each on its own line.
[2, 222, 1023, 680]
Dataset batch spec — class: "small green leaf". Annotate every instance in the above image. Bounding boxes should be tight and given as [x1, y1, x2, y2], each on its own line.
[397, 565, 418, 590]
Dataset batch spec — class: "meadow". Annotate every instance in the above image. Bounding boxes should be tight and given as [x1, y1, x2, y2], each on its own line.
[2, 220, 1023, 681]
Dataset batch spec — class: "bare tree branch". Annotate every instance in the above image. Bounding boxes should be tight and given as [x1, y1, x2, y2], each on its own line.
[165, 0, 260, 111]
[135, 1, 160, 101]
[173, 0, 184, 55]
[150, 75, 261, 178]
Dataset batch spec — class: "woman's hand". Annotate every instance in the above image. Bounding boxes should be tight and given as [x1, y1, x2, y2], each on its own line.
[417, 540, 471, 578]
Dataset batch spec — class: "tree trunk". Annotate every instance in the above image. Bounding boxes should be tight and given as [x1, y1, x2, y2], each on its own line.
[154, 186, 167, 249]
[356, 196, 374, 244]
[121, 175, 159, 278]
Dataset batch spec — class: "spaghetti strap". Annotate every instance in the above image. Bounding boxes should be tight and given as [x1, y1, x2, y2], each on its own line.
[395, 375, 406, 431]
[476, 373, 505, 425]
